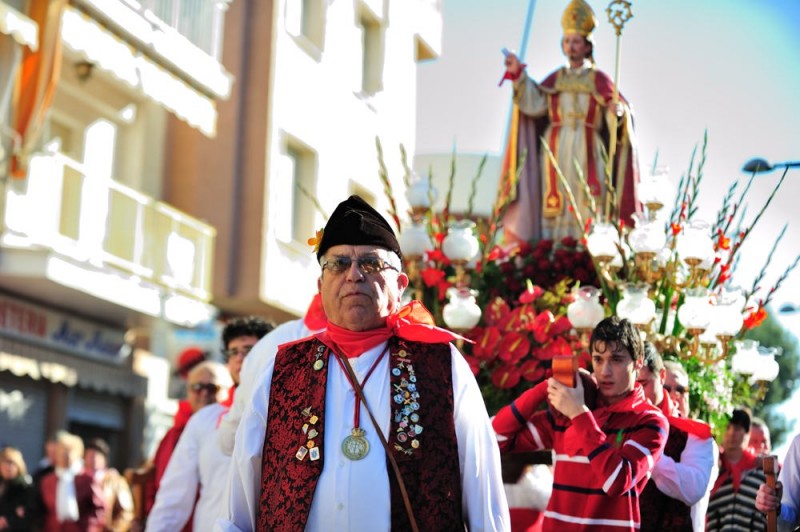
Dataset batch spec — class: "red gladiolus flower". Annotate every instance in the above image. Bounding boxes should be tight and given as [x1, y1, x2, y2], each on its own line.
[491, 364, 521, 389]
[420, 267, 445, 288]
[520, 359, 546, 383]
[433, 232, 446, 244]
[519, 279, 544, 304]
[473, 327, 501, 361]
[486, 245, 506, 262]
[426, 249, 448, 264]
[484, 297, 511, 326]
[497, 332, 531, 363]
[671, 223, 682, 236]
[743, 306, 767, 330]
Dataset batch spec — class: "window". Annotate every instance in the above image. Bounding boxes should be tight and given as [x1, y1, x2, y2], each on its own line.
[285, 0, 326, 51]
[276, 138, 319, 246]
[355, 7, 384, 96]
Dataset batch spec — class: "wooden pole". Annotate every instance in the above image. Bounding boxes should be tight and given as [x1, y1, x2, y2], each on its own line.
[763, 454, 778, 532]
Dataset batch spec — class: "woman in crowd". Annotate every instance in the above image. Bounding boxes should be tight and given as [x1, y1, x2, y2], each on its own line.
[0, 446, 33, 531]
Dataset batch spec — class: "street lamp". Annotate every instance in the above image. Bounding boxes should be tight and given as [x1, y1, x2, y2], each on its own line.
[742, 157, 800, 174]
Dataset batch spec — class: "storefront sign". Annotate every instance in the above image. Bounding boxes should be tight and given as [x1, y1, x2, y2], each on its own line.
[0, 294, 125, 363]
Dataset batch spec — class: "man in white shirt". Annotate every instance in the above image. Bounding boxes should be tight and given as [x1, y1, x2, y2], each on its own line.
[217, 301, 326, 456]
[146, 317, 272, 532]
[636, 345, 718, 531]
[217, 195, 508, 531]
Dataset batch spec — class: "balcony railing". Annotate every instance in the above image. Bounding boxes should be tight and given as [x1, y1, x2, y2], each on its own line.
[1, 151, 215, 302]
[136, 0, 226, 59]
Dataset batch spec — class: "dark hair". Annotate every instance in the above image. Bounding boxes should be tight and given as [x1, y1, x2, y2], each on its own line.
[85, 438, 110, 458]
[642, 342, 664, 373]
[222, 316, 274, 349]
[590, 316, 643, 361]
[729, 408, 752, 433]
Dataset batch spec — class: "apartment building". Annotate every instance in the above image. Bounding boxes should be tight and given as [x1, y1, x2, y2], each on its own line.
[0, 0, 441, 469]
[163, 0, 443, 321]
[0, 0, 232, 469]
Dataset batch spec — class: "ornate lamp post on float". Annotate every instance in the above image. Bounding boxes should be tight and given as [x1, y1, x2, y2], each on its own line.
[399, 174, 437, 302]
[441, 220, 482, 345]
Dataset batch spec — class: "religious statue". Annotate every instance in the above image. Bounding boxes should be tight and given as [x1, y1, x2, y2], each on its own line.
[499, 0, 640, 243]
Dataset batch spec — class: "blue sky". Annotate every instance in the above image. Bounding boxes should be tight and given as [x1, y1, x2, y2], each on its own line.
[417, 0, 800, 312]
[415, 0, 800, 454]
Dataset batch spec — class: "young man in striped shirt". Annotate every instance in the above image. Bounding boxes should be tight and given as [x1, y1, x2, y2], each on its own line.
[493, 316, 668, 531]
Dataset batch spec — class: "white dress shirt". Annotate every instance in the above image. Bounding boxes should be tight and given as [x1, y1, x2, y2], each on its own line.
[147, 403, 230, 531]
[215, 341, 510, 532]
[217, 318, 318, 456]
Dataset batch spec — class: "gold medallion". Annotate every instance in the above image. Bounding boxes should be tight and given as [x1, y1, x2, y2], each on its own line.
[341, 427, 370, 460]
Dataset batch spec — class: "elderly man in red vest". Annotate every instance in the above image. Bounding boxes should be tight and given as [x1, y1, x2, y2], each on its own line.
[217, 195, 509, 531]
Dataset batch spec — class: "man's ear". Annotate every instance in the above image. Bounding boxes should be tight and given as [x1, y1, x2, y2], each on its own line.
[633, 358, 644, 372]
[659, 367, 667, 384]
[397, 272, 410, 292]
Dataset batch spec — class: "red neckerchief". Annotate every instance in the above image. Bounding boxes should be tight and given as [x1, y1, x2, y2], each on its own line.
[216, 386, 236, 428]
[221, 385, 236, 409]
[658, 394, 713, 440]
[715, 448, 758, 494]
[322, 301, 468, 358]
[304, 294, 328, 331]
[173, 400, 193, 428]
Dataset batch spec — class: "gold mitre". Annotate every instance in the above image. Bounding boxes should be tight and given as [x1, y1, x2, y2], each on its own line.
[561, 0, 596, 37]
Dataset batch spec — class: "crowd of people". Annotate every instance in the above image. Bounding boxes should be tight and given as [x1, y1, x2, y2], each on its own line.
[2, 194, 799, 532]
[0, 432, 132, 531]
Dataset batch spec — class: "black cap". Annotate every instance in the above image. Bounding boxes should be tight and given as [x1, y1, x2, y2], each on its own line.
[316, 195, 402, 260]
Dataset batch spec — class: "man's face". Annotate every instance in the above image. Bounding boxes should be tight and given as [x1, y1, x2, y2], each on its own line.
[224, 335, 260, 386]
[562, 33, 591, 64]
[664, 369, 690, 417]
[723, 423, 749, 454]
[592, 340, 642, 405]
[750, 425, 770, 454]
[187, 370, 219, 412]
[318, 245, 409, 332]
[636, 366, 664, 407]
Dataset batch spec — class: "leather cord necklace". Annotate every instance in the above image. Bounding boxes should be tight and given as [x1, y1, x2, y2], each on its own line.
[334, 348, 420, 532]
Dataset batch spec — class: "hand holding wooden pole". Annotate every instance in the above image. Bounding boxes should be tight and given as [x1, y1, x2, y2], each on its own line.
[763, 454, 778, 532]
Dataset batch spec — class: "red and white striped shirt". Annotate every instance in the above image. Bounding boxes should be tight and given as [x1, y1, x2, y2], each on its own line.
[493, 381, 668, 531]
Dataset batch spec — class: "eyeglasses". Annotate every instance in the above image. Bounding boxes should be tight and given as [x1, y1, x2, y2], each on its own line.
[188, 382, 220, 394]
[664, 383, 688, 395]
[222, 345, 254, 360]
[320, 256, 398, 275]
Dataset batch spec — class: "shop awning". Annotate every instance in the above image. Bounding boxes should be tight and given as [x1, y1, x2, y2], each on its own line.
[0, 335, 146, 397]
[0, 1, 38, 51]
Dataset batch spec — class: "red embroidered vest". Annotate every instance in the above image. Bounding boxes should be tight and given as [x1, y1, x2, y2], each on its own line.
[639, 426, 692, 532]
[257, 336, 464, 531]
